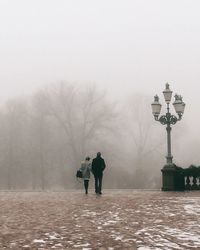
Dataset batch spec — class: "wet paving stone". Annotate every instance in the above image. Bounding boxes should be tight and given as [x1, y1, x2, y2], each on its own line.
[0, 190, 199, 249]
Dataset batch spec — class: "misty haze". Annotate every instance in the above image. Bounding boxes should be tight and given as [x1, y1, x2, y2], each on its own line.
[1, 0, 199, 190]
[0, 1, 200, 249]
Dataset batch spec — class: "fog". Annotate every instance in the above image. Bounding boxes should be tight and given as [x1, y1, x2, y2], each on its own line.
[0, 0, 200, 189]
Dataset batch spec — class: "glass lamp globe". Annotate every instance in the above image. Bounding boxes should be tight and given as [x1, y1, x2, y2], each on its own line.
[163, 83, 173, 103]
[151, 95, 162, 116]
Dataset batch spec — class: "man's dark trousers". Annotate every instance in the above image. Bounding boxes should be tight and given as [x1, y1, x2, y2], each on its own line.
[94, 174, 103, 194]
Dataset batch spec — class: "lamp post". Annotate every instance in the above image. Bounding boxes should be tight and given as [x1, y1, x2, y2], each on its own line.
[151, 83, 185, 191]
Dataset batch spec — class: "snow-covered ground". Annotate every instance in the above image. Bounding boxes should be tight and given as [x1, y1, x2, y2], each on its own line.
[0, 190, 199, 249]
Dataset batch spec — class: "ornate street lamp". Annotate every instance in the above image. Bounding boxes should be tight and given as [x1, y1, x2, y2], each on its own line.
[151, 83, 185, 190]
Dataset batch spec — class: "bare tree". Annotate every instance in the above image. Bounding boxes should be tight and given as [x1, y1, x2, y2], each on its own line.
[37, 83, 117, 171]
[122, 93, 165, 188]
[3, 98, 30, 189]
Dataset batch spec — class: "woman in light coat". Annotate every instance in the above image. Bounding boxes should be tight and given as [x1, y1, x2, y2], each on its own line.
[80, 156, 91, 194]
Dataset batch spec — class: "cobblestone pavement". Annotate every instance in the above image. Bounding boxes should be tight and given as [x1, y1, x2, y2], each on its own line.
[0, 190, 199, 250]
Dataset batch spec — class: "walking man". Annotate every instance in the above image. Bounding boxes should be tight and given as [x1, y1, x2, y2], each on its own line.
[92, 152, 106, 195]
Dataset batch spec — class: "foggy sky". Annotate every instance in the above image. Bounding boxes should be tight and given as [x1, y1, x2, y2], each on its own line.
[0, 1, 200, 132]
[0, 1, 199, 94]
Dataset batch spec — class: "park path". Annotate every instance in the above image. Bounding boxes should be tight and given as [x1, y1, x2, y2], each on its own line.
[0, 190, 199, 249]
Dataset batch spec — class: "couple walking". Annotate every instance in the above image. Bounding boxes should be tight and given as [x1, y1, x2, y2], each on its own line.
[80, 152, 106, 195]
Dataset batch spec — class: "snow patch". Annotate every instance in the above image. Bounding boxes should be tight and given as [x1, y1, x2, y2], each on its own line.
[184, 204, 200, 215]
[32, 239, 46, 244]
[74, 243, 91, 248]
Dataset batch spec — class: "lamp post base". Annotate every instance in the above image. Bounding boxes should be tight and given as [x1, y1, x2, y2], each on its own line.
[161, 164, 184, 191]
[162, 164, 176, 191]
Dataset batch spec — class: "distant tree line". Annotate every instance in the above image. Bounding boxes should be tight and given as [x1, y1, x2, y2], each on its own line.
[0, 83, 166, 190]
